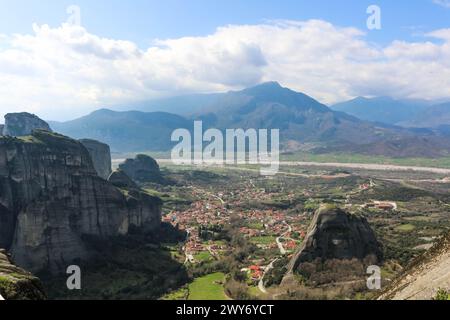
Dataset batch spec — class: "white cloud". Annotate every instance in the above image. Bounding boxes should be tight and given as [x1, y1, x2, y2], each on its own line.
[433, 0, 450, 8]
[1, 20, 450, 121]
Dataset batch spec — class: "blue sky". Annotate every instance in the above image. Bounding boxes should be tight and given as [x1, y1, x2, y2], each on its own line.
[0, 0, 450, 120]
[1, 0, 449, 47]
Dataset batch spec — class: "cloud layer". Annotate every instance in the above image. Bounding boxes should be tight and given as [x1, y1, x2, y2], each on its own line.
[433, 0, 450, 9]
[1, 20, 450, 120]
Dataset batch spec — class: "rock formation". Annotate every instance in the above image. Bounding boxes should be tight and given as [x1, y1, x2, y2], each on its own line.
[286, 205, 382, 275]
[3, 112, 52, 136]
[108, 169, 138, 189]
[0, 124, 4, 136]
[0, 130, 162, 273]
[379, 232, 450, 300]
[119, 154, 164, 184]
[79, 139, 112, 179]
[0, 249, 46, 300]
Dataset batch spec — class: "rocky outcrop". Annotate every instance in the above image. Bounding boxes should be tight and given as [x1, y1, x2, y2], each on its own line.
[379, 232, 450, 300]
[79, 139, 112, 179]
[108, 169, 138, 189]
[0, 130, 162, 273]
[286, 206, 382, 274]
[119, 154, 164, 184]
[0, 124, 4, 136]
[0, 249, 46, 300]
[3, 112, 52, 136]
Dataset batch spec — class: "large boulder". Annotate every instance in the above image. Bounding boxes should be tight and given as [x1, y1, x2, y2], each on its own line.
[79, 139, 112, 179]
[0, 130, 162, 273]
[108, 169, 138, 189]
[119, 154, 164, 184]
[287, 205, 383, 274]
[0, 249, 46, 300]
[3, 112, 52, 136]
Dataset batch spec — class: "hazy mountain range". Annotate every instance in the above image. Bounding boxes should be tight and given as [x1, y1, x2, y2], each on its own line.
[403, 102, 450, 128]
[331, 96, 432, 125]
[50, 110, 190, 153]
[47, 82, 450, 157]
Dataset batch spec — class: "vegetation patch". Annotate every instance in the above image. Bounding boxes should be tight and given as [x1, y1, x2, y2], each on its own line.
[250, 236, 276, 245]
[187, 273, 228, 300]
[194, 251, 214, 263]
[395, 224, 416, 232]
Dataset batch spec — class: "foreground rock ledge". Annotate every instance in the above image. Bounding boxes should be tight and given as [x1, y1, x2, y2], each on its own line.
[379, 232, 450, 300]
[0, 249, 46, 300]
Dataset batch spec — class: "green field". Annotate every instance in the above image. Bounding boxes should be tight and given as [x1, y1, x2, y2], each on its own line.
[250, 236, 276, 245]
[194, 251, 214, 262]
[395, 224, 416, 232]
[161, 287, 188, 300]
[247, 222, 265, 230]
[248, 286, 264, 298]
[188, 273, 228, 300]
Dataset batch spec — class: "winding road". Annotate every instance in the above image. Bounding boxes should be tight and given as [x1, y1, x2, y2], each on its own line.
[275, 223, 293, 255]
[258, 258, 278, 294]
[259, 223, 293, 294]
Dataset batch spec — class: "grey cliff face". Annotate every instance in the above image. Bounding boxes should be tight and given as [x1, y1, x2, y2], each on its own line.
[119, 154, 164, 184]
[0, 248, 46, 300]
[288, 206, 383, 273]
[0, 130, 161, 273]
[0, 124, 4, 136]
[79, 139, 112, 179]
[3, 112, 52, 136]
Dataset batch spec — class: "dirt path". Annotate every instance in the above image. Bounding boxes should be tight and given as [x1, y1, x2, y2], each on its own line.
[276, 223, 293, 255]
[258, 258, 278, 294]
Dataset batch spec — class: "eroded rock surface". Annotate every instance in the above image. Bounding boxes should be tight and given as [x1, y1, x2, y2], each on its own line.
[119, 154, 164, 184]
[287, 206, 383, 274]
[3, 112, 52, 136]
[108, 169, 138, 189]
[379, 233, 450, 300]
[80, 138, 112, 179]
[0, 130, 161, 273]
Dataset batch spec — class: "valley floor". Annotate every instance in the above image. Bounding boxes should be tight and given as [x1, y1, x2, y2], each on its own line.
[43, 157, 450, 300]
[150, 161, 450, 300]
